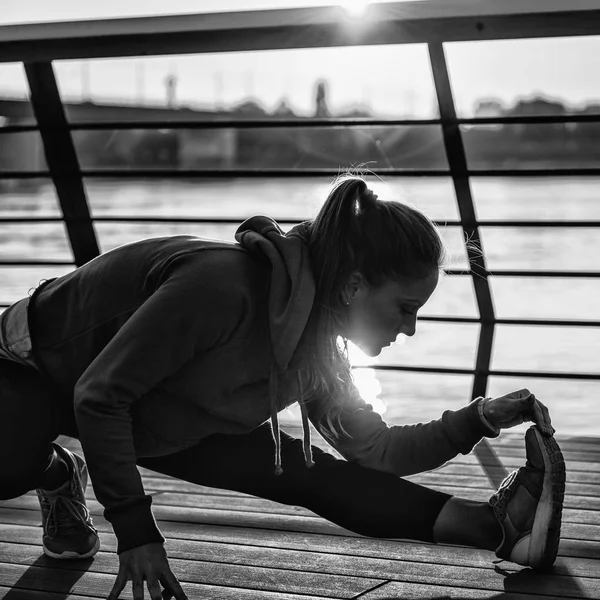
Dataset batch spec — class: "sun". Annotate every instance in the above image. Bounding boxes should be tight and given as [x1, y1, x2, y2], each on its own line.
[340, 0, 370, 17]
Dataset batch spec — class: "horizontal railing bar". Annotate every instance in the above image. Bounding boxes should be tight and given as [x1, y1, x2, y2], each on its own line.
[0, 124, 40, 134]
[67, 118, 444, 130]
[0, 293, 595, 327]
[58, 113, 600, 130]
[1, 264, 596, 279]
[353, 365, 472, 375]
[1, 2, 600, 64]
[0, 171, 51, 179]
[446, 269, 600, 278]
[77, 167, 600, 178]
[418, 316, 600, 327]
[462, 114, 600, 125]
[0, 216, 294, 225]
[469, 221, 600, 227]
[5, 170, 447, 179]
[2, 216, 600, 229]
[0, 301, 595, 329]
[0, 259, 74, 266]
[356, 364, 600, 380]
[86, 169, 449, 178]
[5, 113, 600, 135]
[5, 167, 600, 179]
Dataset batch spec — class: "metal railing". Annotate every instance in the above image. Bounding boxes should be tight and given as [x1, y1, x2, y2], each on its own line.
[1, 0, 600, 407]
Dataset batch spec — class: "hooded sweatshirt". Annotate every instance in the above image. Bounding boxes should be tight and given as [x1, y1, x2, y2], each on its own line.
[24, 216, 498, 553]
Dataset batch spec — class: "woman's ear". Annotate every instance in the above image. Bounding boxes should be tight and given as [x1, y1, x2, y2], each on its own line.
[344, 272, 364, 305]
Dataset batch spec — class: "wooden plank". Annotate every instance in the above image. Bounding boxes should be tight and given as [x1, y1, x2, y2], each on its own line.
[359, 581, 578, 599]
[2, 523, 599, 582]
[2, 499, 599, 550]
[3, 490, 598, 531]
[1, 536, 598, 600]
[0, 542, 381, 599]
[1, 519, 598, 583]
[0, 590, 105, 600]
[435, 454, 598, 474]
[406, 473, 600, 495]
[0, 566, 337, 600]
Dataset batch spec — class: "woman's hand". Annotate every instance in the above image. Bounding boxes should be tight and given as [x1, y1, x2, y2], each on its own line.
[483, 388, 555, 436]
[107, 542, 188, 600]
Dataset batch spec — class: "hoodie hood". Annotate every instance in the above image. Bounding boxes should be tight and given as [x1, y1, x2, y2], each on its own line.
[235, 215, 315, 372]
[235, 215, 316, 475]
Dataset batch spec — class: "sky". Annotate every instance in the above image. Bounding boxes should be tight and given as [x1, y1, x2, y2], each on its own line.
[1, 1, 600, 117]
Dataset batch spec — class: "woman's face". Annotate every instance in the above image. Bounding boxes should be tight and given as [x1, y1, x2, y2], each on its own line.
[341, 270, 439, 357]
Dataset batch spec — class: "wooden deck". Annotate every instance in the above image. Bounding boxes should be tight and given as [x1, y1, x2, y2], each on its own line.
[1, 428, 598, 599]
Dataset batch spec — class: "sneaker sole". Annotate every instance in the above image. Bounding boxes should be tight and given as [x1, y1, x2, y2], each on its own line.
[528, 429, 566, 570]
[43, 536, 100, 560]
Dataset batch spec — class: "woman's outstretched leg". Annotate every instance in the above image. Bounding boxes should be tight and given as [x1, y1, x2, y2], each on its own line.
[433, 498, 500, 550]
[138, 423, 452, 544]
[138, 422, 564, 570]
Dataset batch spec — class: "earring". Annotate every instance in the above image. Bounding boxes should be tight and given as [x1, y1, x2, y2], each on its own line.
[344, 300, 350, 306]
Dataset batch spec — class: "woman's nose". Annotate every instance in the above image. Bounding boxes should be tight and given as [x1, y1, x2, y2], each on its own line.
[400, 316, 417, 337]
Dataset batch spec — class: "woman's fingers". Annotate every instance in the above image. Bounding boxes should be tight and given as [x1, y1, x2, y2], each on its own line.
[160, 571, 188, 600]
[521, 392, 555, 436]
[132, 580, 145, 600]
[516, 390, 535, 421]
[533, 396, 555, 435]
[148, 579, 164, 600]
[107, 571, 128, 600]
[489, 389, 555, 436]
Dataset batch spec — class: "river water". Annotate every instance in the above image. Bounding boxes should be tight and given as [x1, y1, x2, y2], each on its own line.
[1, 176, 598, 435]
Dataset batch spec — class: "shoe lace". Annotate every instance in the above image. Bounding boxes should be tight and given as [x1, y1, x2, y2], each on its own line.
[39, 490, 97, 537]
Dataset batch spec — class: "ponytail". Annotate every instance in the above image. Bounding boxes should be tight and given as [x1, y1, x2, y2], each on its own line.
[309, 176, 370, 314]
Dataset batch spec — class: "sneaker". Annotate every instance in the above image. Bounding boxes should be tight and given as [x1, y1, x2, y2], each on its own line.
[36, 443, 100, 559]
[489, 425, 565, 570]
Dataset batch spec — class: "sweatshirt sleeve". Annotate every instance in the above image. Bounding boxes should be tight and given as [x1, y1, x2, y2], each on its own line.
[73, 258, 247, 554]
[310, 387, 500, 478]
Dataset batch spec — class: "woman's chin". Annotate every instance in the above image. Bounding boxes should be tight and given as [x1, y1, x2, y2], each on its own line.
[359, 344, 383, 358]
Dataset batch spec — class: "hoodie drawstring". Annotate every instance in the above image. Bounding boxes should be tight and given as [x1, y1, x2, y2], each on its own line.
[270, 363, 283, 476]
[269, 365, 315, 476]
[298, 403, 315, 469]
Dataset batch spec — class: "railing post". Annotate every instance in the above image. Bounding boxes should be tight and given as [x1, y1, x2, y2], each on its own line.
[428, 43, 506, 487]
[427, 43, 496, 399]
[24, 61, 100, 267]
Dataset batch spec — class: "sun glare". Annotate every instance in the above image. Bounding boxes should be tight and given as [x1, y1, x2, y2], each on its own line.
[347, 341, 386, 415]
[340, 0, 370, 17]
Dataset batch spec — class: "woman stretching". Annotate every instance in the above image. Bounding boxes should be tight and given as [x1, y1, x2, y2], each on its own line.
[0, 174, 565, 600]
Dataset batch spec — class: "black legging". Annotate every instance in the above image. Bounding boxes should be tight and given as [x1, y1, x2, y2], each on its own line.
[0, 358, 451, 544]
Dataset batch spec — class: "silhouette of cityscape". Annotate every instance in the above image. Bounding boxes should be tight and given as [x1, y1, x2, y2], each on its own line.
[1, 77, 600, 180]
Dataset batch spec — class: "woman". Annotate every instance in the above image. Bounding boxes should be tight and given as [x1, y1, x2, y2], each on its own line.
[0, 175, 564, 600]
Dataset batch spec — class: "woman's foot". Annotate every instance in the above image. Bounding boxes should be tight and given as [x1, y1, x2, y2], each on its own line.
[36, 443, 100, 559]
[489, 426, 565, 570]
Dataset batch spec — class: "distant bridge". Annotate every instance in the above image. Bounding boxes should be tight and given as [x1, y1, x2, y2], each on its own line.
[0, 98, 239, 174]
[0, 96, 227, 124]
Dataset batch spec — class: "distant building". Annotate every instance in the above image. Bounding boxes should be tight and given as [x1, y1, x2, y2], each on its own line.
[231, 99, 268, 118]
[508, 95, 567, 116]
[314, 80, 330, 118]
[474, 98, 505, 119]
[272, 98, 296, 118]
